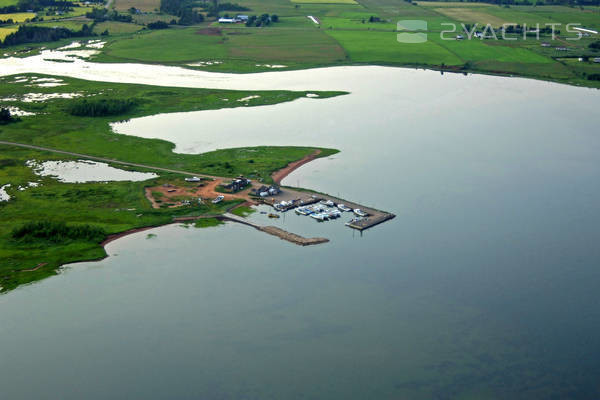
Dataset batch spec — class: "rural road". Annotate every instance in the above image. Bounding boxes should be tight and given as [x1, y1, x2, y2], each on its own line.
[0, 140, 222, 179]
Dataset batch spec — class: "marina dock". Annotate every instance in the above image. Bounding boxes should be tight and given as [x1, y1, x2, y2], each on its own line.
[258, 187, 395, 231]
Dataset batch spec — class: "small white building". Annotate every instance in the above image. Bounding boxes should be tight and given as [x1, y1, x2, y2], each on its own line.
[218, 18, 236, 23]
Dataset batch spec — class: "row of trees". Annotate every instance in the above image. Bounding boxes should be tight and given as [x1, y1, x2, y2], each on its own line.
[0, 24, 95, 47]
[67, 98, 139, 117]
[245, 14, 278, 27]
[85, 8, 133, 23]
[12, 221, 106, 244]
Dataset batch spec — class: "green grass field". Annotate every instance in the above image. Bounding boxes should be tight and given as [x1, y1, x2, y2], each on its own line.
[0, 0, 19, 7]
[114, 0, 161, 12]
[0, 73, 343, 291]
[327, 29, 463, 65]
[97, 25, 347, 66]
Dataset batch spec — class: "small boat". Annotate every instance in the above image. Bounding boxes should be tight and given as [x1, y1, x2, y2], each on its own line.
[320, 200, 334, 207]
[327, 209, 341, 219]
[337, 204, 352, 212]
[268, 213, 280, 219]
[353, 209, 367, 217]
[212, 195, 225, 204]
[295, 207, 312, 215]
[310, 213, 327, 221]
[345, 217, 362, 226]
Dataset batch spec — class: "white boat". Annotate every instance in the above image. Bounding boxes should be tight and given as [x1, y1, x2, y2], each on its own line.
[310, 213, 327, 221]
[345, 217, 362, 226]
[337, 204, 352, 212]
[320, 199, 334, 207]
[327, 209, 341, 219]
[353, 209, 367, 217]
[212, 195, 225, 204]
[295, 207, 312, 215]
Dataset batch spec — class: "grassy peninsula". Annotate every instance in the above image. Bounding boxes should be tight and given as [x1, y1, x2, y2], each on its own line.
[0, 74, 341, 292]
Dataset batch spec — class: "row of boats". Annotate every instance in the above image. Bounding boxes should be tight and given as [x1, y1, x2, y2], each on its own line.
[294, 200, 368, 221]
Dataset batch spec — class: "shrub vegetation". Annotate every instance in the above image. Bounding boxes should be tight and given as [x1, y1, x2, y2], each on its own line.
[12, 221, 107, 244]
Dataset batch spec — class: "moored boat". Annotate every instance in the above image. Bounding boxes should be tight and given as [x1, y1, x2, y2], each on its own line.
[310, 213, 327, 221]
[337, 204, 352, 212]
[353, 208, 367, 217]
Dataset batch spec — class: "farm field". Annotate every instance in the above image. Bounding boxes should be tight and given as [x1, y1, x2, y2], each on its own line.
[290, 0, 358, 4]
[114, 0, 161, 12]
[326, 29, 463, 65]
[0, 12, 35, 22]
[97, 25, 347, 66]
[0, 26, 17, 40]
[0, 0, 599, 87]
[92, 20, 144, 34]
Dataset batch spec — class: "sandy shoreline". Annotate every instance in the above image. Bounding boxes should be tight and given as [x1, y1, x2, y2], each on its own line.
[271, 149, 322, 185]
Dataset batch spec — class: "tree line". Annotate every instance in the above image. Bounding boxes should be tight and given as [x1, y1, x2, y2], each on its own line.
[67, 98, 139, 117]
[160, 0, 204, 25]
[0, 24, 95, 47]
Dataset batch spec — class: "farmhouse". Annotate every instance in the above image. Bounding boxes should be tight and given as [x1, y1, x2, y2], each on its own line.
[594, 58, 600, 63]
[236, 15, 249, 22]
[218, 18, 236, 23]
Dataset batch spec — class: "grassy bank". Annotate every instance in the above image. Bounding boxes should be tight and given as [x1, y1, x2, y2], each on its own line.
[0, 75, 341, 292]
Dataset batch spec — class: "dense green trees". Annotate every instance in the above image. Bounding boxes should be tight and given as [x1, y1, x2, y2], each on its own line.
[147, 20, 170, 29]
[245, 14, 278, 27]
[0, 108, 18, 125]
[160, 0, 204, 25]
[67, 98, 139, 117]
[12, 221, 106, 244]
[1, 24, 95, 47]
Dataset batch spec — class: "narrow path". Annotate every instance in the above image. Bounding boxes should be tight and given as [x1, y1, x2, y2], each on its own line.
[0, 140, 223, 180]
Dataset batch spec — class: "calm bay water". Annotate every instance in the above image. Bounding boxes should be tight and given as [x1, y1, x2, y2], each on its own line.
[1, 61, 600, 399]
